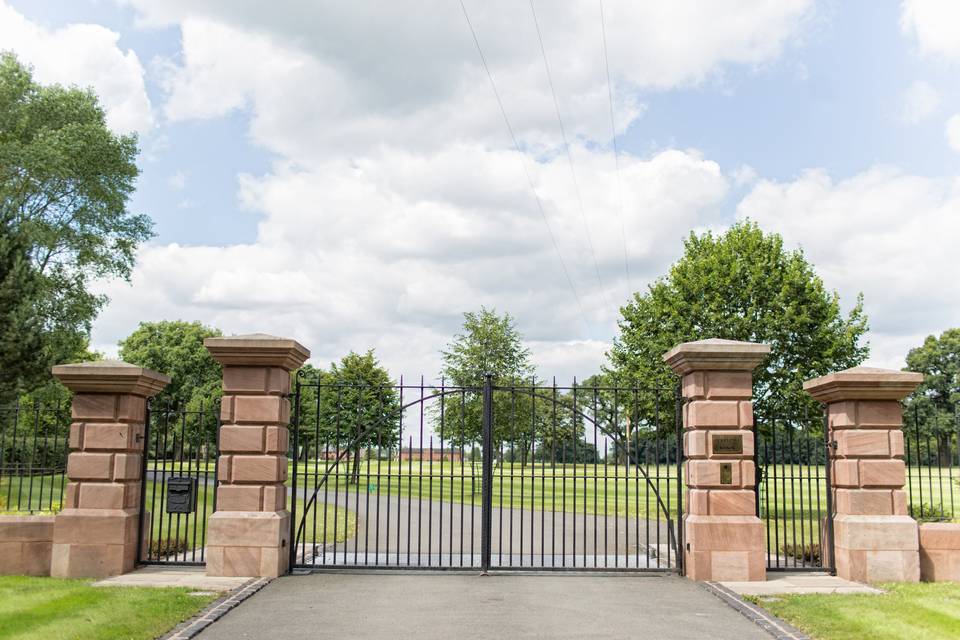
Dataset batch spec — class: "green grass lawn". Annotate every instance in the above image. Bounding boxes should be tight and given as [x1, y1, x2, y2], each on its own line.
[0, 473, 64, 514]
[751, 583, 960, 640]
[0, 575, 216, 640]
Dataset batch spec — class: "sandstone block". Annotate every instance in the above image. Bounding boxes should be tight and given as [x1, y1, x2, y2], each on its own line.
[265, 426, 288, 454]
[687, 401, 740, 428]
[704, 371, 752, 400]
[834, 488, 894, 515]
[682, 372, 705, 400]
[230, 455, 287, 483]
[112, 453, 141, 480]
[71, 394, 118, 421]
[78, 483, 125, 510]
[858, 400, 903, 428]
[220, 426, 266, 453]
[67, 452, 113, 480]
[708, 490, 756, 516]
[858, 459, 905, 488]
[83, 423, 140, 451]
[834, 430, 890, 457]
[217, 485, 264, 511]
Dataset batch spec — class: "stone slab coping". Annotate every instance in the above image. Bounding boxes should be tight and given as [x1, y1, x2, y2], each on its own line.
[719, 572, 881, 596]
[52, 360, 170, 396]
[93, 566, 250, 592]
[804, 366, 923, 403]
[663, 338, 770, 375]
[204, 334, 310, 370]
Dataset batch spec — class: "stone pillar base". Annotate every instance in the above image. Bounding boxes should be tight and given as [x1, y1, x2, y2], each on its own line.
[207, 511, 290, 577]
[834, 514, 919, 583]
[50, 508, 139, 578]
[684, 514, 766, 581]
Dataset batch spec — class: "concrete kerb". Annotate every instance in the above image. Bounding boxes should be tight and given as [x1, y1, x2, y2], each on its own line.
[701, 581, 810, 640]
[161, 577, 272, 640]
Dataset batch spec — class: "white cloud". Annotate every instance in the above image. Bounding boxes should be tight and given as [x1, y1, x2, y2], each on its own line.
[88, 0, 817, 378]
[737, 166, 960, 368]
[901, 0, 960, 62]
[946, 114, 960, 152]
[94, 146, 729, 378]
[142, 1, 812, 160]
[901, 80, 940, 124]
[167, 170, 187, 191]
[0, 0, 153, 133]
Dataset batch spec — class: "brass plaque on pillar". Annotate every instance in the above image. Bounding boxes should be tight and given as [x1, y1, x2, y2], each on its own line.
[719, 463, 733, 485]
[712, 434, 743, 455]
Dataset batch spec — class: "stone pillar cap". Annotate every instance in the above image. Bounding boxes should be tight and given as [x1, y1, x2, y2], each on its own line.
[662, 338, 770, 375]
[52, 360, 171, 397]
[804, 366, 923, 403]
[204, 333, 310, 370]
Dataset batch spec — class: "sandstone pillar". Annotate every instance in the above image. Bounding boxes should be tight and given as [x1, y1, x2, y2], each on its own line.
[204, 334, 309, 577]
[664, 338, 769, 581]
[804, 367, 923, 583]
[51, 361, 169, 577]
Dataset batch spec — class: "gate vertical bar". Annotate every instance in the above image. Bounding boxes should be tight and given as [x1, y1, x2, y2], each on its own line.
[480, 373, 494, 573]
[822, 406, 836, 575]
[136, 399, 152, 565]
[674, 384, 684, 575]
[289, 375, 302, 572]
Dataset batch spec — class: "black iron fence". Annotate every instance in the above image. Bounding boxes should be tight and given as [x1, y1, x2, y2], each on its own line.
[289, 376, 682, 572]
[754, 406, 834, 572]
[138, 398, 220, 565]
[0, 400, 70, 513]
[905, 403, 959, 523]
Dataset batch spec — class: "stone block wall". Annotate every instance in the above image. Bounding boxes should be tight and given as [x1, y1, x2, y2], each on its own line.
[49, 361, 169, 578]
[804, 367, 923, 583]
[0, 515, 54, 576]
[664, 339, 770, 582]
[919, 523, 960, 582]
[204, 334, 309, 578]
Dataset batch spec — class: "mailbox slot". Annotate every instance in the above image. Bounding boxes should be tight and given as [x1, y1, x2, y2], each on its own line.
[166, 476, 198, 514]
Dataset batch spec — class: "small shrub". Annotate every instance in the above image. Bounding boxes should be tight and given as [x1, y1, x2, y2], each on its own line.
[150, 536, 191, 557]
[913, 503, 950, 523]
[781, 543, 821, 564]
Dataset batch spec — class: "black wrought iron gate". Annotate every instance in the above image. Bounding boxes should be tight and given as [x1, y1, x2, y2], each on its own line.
[288, 375, 682, 572]
[754, 405, 836, 573]
[138, 399, 220, 566]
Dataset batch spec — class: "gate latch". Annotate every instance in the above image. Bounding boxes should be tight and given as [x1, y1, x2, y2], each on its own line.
[166, 476, 198, 514]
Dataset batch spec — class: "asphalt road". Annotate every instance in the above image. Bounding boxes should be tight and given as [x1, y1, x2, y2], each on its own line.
[196, 573, 769, 640]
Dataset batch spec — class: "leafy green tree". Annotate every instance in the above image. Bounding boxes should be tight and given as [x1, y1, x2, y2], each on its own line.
[0, 217, 44, 405]
[440, 308, 539, 451]
[315, 351, 399, 484]
[607, 221, 869, 429]
[904, 329, 959, 465]
[0, 53, 152, 393]
[118, 321, 222, 444]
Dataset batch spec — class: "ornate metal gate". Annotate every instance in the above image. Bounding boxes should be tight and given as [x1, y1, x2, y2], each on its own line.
[754, 405, 836, 573]
[288, 374, 682, 572]
[138, 399, 220, 566]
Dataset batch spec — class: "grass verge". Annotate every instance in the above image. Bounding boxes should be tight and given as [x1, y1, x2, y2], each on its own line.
[0, 575, 217, 640]
[749, 582, 960, 640]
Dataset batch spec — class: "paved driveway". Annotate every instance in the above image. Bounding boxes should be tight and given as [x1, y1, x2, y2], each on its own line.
[197, 573, 768, 640]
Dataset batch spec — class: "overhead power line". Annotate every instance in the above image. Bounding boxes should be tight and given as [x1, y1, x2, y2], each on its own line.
[600, 0, 632, 296]
[459, 0, 592, 335]
[529, 0, 613, 313]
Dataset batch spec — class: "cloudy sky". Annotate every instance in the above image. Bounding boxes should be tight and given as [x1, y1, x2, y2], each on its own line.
[2, 0, 958, 382]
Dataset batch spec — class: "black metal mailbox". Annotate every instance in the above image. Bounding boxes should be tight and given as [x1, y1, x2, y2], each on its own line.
[166, 476, 198, 514]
